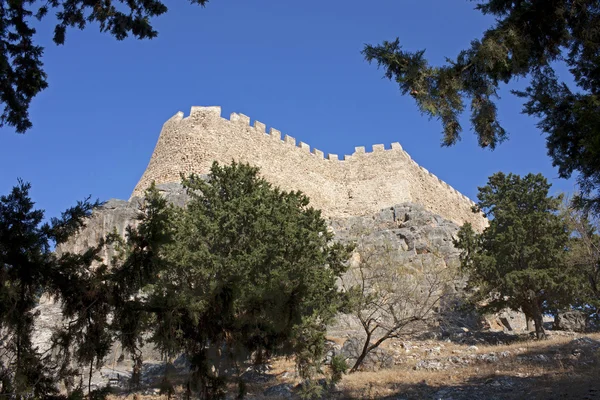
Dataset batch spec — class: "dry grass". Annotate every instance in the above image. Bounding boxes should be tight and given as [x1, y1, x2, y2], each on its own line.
[333, 332, 600, 399]
[107, 332, 600, 399]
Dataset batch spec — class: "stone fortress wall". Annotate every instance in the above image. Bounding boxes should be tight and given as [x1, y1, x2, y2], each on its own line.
[131, 106, 487, 231]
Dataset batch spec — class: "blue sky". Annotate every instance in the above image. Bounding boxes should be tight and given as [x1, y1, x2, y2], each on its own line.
[0, 0, 576, 218]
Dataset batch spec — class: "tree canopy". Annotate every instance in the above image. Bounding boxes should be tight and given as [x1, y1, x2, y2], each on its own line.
[0, 0, 209, 134]
[455, 172, 575, 339]
[125, 162, 352, 396]
[561, 201, 600, 317]
[363, 0, 600, 214]
[1, 162, 352, 398]
[0, 180, 100, 397]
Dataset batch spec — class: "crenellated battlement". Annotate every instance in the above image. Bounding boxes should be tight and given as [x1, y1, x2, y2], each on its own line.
[132, 106, 486, 230]
[161, 106, 454, 167]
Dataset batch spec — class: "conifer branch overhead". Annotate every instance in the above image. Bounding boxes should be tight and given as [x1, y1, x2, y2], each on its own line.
[0, 0, 211, 133]
[364, 0, 600, 213]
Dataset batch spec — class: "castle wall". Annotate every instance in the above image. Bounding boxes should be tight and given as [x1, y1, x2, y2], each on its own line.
[131, 106, 487, 230]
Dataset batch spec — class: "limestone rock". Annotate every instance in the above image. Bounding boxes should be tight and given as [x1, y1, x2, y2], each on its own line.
[554, 310, 587, 332]
[56, 197, 139, 260]
[323, 340, 342, 365]
[340, 337, 394, 371]
[484, 309, 529, 333]
[263, 383, 294, 398]
[328, 203, 481, 339]
[415, 360, 446, 371]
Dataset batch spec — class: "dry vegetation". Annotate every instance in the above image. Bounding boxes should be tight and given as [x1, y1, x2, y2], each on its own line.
[333, 332, 600, 399]
[106, 332, 600, 399]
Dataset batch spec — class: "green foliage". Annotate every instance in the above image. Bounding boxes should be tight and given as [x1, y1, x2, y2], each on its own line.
[160, 162, 347, 350]
[0, 179, 100, 397]
[66, 388, 86, 400]
[0, 163, 352, 398]
[297, 379, 324, 400]
[364, 1, 600, 213]
[560, 201, 600, 316]
[455, 172, 574, 338]
[108, 181, 172, 359]
[0, 0, 210, 133]
[329, 354, 348, 385]
[292, 317, 328, 382]
[109, 162, 352, 398]
[89, 387, 112, 400]
[148, 162, 350, 393]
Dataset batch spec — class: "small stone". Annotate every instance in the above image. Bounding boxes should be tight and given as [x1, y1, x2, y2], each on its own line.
[280, 371, 297, 379]
[483, 354, 499, 363]
[264, 383, 294, 398]
[415, 360, 445, 371]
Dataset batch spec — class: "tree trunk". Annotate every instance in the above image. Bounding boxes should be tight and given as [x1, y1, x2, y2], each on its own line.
[521, 304, 534, 332]
[16, 287, 26, 388]
[532, 303, 546, 339]
[88, 356, 94, 396]
[185, 380, 191, 400]
[350, 332, 372, 373]
[533, 313, 545, 339]
[131, 354, 142, 389]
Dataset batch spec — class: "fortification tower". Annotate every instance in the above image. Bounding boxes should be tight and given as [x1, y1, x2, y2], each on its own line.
[131, 106, 487, 231]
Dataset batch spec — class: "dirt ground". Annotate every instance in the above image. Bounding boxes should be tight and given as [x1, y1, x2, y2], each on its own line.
[107, 332, 600, 399]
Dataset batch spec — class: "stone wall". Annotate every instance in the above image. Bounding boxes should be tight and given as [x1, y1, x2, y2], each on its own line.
[131, 106, 487, 230]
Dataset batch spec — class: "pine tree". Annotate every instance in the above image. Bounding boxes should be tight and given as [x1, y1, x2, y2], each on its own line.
[455, 172, 573, 339]
[363, 0, 600, 213]
[108, 162, 352, 398]
[0, 180, 99, 397]
[1, 164, 352, 398]
[1, 0, 210, 133]
[561, 202, 600, 317]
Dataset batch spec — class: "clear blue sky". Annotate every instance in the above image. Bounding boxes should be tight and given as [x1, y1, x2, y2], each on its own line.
[0, 0, 576, 219]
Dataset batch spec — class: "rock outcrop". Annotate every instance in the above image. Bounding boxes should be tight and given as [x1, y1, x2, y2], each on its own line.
[554, 310, 587, 332]
[56, 183, 190, 257]
[328, 202, 481, 339]
[339, 337, 394, 372]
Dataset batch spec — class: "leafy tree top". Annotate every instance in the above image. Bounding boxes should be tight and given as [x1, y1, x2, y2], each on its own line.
[0, 179, 100, 396]
[455, 172, 574, 337]
[145, 162, 351, 357]
[1, 0, 209, 133]
[469, 172, 567, 275]
[363, 0, 600, 213]
[101, 162, 353, 395]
